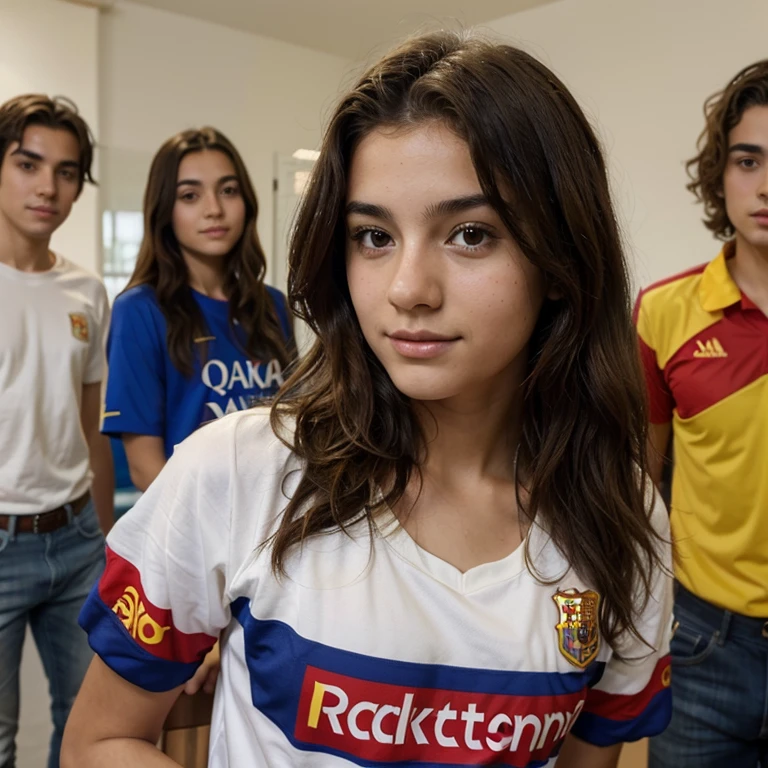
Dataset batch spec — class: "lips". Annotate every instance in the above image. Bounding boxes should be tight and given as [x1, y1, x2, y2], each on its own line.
[388, 330, 458, 342]
[201, 227, 229, 235]
[29, 206, 57, 215]
[386, 330, 460, 359]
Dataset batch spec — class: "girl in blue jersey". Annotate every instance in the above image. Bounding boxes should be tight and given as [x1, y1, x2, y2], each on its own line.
[102, 127, 293, 489]
[65, 32, 672, 768]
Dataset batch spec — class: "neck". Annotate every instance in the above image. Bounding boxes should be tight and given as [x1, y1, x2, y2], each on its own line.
[183, 249, 228, 300]
[415, 384, 523, 486]
[0, 215, 52, 272]
[729, 234, 768, 312]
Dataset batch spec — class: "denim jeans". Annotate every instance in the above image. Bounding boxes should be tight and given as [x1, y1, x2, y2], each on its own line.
[649, 583, 768, 767]
[0, 500, 105, 768]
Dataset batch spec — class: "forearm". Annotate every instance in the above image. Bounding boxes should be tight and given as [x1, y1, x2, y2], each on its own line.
[62, 738, 177, 768]
[556, 735, 621, 768]
[129, 459, 166, 493]
[122, 434, 167, 492]
[90, 434, 115, 534]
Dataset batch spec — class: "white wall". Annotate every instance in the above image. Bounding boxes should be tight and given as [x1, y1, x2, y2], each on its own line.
[0, 0, 100, 273]
[488, 0, 768, 289]
[99, 0, 353, 286]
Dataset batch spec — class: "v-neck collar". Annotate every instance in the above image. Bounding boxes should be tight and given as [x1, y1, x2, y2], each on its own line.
[374, 508, 532, 595]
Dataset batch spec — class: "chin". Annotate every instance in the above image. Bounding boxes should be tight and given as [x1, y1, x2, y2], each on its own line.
[386, 372, 461, 402]
[23, 224, 59, 240]
[196, 245, 234, 259]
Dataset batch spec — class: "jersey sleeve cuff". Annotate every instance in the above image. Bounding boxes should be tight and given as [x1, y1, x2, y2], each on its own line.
[100, 414, 164, 438]
[79, 583, 202, 692]
[570, 656, 672, 745]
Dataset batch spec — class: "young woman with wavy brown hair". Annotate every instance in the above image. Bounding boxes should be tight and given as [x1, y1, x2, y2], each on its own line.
[65, 31, 672, 768]
[101, 127, 293, 490]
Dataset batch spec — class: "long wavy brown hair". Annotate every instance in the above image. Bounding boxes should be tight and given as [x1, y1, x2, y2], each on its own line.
[272, 31, 663, 653]
[687, 59, 768, 239]
[125, 128, 290, 376]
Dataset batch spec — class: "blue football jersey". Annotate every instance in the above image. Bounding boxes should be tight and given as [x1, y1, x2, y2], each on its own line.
[102, 284, 291, 458]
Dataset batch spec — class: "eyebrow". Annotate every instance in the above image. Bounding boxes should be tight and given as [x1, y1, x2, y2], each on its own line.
[176, 174, 239, 187]
[729, 143, 764, 156]
[10, 147, 79, 169]
[346, 194, 490, 222]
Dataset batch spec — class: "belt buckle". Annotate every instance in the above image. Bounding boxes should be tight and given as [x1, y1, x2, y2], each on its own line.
[32, 513, 42, 534]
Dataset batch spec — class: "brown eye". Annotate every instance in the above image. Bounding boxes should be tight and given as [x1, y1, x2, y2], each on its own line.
[461, 227, 485, 246]
[357, 229, 392, 249]
[370, 230, 391, 248]
[451, 225, 490, 249]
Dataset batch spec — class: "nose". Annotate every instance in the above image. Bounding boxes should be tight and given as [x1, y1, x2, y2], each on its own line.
[759, 167, 768, 200]
[386, 239, 443, 312]
[203, 190, 224, 219]
[35, 168, 56, 199]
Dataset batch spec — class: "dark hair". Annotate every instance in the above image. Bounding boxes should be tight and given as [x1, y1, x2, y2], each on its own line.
[125, 127, 290, 376]
[0, 94, 95, 195]
[272, 30, 662, 654]
[687, 60, 768, 239]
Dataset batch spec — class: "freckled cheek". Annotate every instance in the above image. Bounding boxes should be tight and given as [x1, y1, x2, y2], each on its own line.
[348, 269, 386, 331]
[464, 278, 540, 341]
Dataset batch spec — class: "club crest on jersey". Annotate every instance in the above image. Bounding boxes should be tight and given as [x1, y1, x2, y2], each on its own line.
[68, 312, 89, 343]
[553, 588, 600, 669]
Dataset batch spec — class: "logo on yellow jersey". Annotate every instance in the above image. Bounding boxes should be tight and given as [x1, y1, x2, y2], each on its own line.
[693, 337, 727, 358]
[112, 586, 171, 646]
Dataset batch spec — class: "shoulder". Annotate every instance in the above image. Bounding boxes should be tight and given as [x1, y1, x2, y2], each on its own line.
[172, 407, 297, 497]
[635, 262, 708, 319]
[638, 262, 709, 308]
[112, 284, 159, 313]
[55, 255, 108, 305]
[264, 284, 287, 304]
[111, 285, 164, 326]
[634, 261, 714, 364]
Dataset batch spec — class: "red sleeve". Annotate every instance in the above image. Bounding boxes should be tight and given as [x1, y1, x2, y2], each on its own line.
[633, 293, 674, 424]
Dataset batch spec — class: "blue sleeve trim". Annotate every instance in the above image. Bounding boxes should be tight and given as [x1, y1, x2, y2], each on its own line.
[570, 689, 672, 746]
[79, 583, 200, 693]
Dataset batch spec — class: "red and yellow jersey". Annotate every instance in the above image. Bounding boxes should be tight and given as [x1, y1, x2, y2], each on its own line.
[634, 245, 768, 617]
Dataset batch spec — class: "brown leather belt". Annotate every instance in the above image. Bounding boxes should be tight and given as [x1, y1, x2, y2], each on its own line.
[0, 491, 91, 534]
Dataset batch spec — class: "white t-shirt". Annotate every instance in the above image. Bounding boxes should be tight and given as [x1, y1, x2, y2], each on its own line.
[0, 253, 109, 514]
[81, 409, 673, 767]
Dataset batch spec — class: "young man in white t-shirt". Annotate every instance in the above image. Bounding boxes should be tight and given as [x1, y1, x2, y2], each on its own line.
[0, 95, 113, 768]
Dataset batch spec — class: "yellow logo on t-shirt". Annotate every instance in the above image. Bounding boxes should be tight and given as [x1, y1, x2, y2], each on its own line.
[112, 586, 170, 646]
[693, 337, 727, 358]
[68, 312, 89, 343]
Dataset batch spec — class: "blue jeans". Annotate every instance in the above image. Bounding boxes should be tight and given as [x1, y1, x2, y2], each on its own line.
[649, 584, 768, 767]
[0, 500, 105, 768]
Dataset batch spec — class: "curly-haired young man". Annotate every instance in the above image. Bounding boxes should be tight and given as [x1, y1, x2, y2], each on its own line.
[635, 61, 768, 767]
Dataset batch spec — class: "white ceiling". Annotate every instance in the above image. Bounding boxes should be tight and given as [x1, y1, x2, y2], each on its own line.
[125, 0, 557, 60]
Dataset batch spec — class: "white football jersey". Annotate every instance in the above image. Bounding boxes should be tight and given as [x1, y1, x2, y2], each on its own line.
[81, 409, 673, 767]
